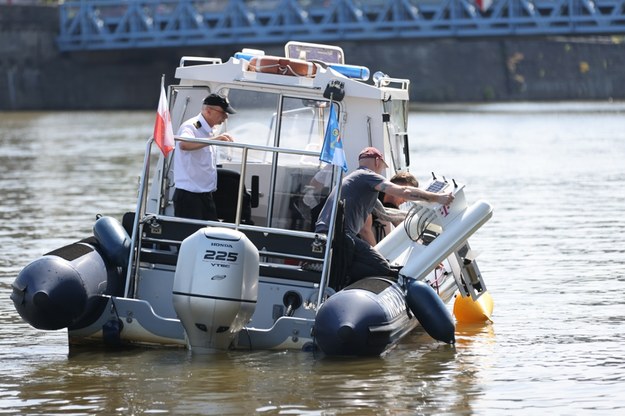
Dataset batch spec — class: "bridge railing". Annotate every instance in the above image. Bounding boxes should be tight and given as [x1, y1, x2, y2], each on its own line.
[57, 0, 625, 51]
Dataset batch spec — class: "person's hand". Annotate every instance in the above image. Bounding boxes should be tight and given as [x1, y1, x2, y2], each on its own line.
[436, 192, 454, 205]
[217, 133, 234, 142]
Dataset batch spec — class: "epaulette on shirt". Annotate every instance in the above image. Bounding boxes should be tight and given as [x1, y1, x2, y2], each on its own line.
[193, 120, 202, 129]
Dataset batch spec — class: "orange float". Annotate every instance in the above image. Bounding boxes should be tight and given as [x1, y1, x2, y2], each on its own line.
[453, 291, 494, 323]
[248, 56, 317, 77]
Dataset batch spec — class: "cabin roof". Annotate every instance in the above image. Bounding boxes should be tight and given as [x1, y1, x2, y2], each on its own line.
[174, 55, 409, 102]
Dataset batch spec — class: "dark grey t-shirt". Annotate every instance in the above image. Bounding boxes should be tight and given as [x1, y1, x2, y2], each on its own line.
[315, 167, 385, 236]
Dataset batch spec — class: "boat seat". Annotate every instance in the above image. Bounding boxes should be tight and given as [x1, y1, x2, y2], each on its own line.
[326, 199, 353, 291]
[258, 264, 320, 283]
[214, 168, 254, 225]
[122, 212, 203, 266]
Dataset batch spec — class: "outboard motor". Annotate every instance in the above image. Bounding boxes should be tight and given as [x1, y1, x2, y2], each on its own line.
[172, 227, 259, 353]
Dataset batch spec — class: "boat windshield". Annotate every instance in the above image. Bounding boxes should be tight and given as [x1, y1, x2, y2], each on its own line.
[168, 87, 338, 231]
[223, 90, 329, 164]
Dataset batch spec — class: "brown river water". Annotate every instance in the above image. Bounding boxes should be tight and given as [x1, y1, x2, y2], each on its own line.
[1, 103, 624, 415]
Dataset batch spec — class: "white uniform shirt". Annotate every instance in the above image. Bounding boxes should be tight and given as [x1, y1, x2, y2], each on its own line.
[173, 113, 218, 193]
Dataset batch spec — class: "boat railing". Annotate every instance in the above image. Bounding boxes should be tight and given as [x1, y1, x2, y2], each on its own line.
[124, 137, 156, 298]
[164, 136, 323, 226]
[130, 213, 328, 288]
[125, 136, 342, 307]
[179, 56, 222, 67]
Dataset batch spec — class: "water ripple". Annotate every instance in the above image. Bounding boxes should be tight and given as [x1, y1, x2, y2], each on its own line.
[2, 106, 624, 414]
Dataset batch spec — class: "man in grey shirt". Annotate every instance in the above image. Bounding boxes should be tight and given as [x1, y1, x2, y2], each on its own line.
[315, 147, 454, 284]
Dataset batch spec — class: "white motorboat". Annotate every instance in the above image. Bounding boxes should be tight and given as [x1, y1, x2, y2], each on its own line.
[11, 42, 493, 356]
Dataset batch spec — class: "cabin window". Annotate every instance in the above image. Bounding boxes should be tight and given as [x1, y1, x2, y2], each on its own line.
[382, 99, 409, 171]
[268, 97, 336, 230]
[205, 89, 335, 230]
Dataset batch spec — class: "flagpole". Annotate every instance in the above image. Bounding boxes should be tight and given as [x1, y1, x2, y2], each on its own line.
[316, 95, 345, 308]
[316, 165, 343, 308]
[156, 74, 173, 213]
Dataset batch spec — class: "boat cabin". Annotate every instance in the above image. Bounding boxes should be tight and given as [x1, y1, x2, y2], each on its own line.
[147, 42, 411, 231]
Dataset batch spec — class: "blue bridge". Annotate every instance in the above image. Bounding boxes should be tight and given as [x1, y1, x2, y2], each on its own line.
[58, 0, 625, 51]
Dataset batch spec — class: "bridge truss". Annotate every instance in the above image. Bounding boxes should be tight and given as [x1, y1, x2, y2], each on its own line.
[57, 0, 625, 51]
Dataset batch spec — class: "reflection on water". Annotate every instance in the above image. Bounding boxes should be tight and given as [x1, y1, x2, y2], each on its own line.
[1, 104, 625, 414]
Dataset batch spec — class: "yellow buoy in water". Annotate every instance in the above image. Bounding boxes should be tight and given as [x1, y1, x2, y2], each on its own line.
[453, 291, 494, 323]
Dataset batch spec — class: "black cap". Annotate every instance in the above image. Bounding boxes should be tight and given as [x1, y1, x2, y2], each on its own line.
[203, 93, 236, 114]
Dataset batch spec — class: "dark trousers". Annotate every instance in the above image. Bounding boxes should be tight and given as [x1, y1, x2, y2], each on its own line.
[348, 234, 393, 281]
[173, 188, 218, 221]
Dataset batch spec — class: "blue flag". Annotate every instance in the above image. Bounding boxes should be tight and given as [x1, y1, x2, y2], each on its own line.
[319, 103, 348, 172]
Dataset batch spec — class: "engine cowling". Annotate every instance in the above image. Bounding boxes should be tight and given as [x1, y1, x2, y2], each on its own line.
[172, 227, 259, 353]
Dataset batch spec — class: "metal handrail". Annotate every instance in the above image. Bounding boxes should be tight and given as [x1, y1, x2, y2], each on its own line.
[176, 135, 321, 157]
[123, 137, 154, 298]
[126, 135, 338, 305]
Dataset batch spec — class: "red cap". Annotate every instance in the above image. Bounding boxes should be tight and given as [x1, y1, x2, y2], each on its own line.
[358, 147, 388, 167]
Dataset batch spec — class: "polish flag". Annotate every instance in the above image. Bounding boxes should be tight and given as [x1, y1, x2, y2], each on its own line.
[153, 84, 174, 156]
[475, 0, 492, 12]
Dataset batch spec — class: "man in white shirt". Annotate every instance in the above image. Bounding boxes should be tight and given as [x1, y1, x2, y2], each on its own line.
[173, 93, 236, 220]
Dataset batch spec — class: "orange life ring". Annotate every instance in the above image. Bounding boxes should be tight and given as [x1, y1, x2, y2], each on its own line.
[248, 56, 317, 78]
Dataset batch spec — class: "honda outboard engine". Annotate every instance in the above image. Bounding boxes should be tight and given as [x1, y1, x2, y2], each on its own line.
[172, 227, 259, 353]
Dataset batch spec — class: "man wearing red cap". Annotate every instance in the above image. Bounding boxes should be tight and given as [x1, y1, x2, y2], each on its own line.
[315, 147, 454, 283]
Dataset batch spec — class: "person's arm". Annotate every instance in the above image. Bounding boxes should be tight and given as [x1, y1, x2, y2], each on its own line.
[178, 132, 234, 151]
[358, 214, 377, 246]
[371, 199, 406, 225]
[179, 141, 207, 151]
[375, 181, 454, 205]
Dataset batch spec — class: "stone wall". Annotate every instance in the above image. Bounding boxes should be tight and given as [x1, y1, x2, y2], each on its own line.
[1, 4, 624, 110]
